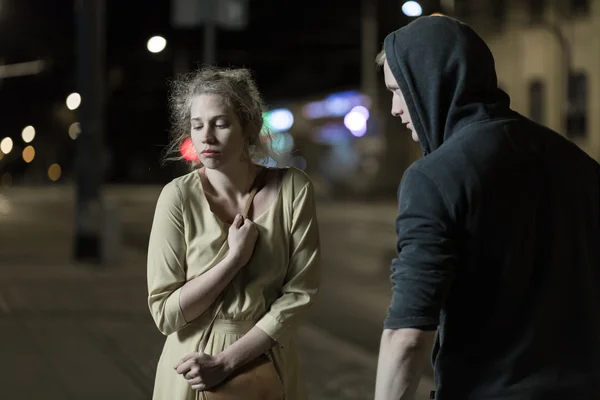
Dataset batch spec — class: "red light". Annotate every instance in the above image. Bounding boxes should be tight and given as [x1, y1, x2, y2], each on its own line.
[180, 137, 199, 162]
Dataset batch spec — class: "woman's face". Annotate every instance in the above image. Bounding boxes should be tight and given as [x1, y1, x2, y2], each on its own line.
[190, 94, 247, 170]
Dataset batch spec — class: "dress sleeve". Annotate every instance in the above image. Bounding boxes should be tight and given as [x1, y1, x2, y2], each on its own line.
[147, 181, 189, 336]
[255, 179, 321, 343]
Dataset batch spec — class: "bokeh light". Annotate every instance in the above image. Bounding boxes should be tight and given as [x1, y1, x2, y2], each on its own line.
[402, 1, 423, 17]
[147, 36, 167, 53]
[66, 93, 81, 110]
[21, 125, 35, 143]
[0, 137, 13, 154]
[344, 110, 368, 137]
[48, 164, 62, 181]
[22, 145, 35, 163]
[265, 109, 294, 132]
[69, 122, 81, 140]
[180, 137, 199, 162]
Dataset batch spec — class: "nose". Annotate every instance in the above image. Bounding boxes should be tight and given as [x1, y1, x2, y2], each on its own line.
[391, 106, 403, 118]
[391, 95, 404, 117]
[199, 127, 216, 144]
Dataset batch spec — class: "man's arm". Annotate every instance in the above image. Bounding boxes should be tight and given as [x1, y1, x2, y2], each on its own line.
[376, 166, 458, 399]
[375, 328, 435, 400]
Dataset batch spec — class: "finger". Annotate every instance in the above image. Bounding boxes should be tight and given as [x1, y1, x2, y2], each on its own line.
[233, 213, 243, 228]
[240, 219, 255, 231]
[187, 376, 203, 386]
[175, 359, 196, 375]
[184, 368, 198, 380]
[192, 383, 208, 391]
[174, 352, 197, 369]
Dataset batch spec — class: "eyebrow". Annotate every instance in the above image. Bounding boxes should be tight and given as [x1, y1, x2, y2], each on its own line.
[191, 114, 228, 122]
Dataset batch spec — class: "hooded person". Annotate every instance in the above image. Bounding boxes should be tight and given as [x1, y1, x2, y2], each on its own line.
[374, 16, 600, 400]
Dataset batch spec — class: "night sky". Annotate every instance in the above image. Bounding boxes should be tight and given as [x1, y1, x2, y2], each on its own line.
[0, 0, 433, 183]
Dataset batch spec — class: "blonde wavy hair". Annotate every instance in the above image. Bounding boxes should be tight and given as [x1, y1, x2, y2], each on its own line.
[164, 66, 273, 168]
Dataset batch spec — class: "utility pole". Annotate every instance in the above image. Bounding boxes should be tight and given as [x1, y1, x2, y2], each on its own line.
[73, 0, 106, 264]
[204, 0, 217, 65]
[358, 0, 386, 197]
[361, 0, 379, 106]
[360, 0, 402, 197]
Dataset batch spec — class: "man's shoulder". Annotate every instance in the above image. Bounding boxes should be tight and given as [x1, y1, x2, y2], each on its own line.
[408, 144, 473, 185]
[412, 118, 523, 181]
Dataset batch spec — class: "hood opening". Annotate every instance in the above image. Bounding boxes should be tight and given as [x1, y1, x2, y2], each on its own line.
[383, 16, 512, 154]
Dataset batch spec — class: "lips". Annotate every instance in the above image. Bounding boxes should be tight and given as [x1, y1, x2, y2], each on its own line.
[201, 149, 219, 155]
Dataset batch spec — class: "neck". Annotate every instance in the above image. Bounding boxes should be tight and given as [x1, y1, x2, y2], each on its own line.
[204, 160, 259, 198]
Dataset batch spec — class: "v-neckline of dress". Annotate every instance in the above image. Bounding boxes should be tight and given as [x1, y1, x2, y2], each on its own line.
[195, 167, 288, 227]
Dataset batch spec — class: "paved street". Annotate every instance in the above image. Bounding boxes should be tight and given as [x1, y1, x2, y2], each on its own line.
[0, 186, 435, 399]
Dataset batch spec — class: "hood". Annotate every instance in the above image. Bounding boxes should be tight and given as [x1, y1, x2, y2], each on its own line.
[383, 16, 512, 155]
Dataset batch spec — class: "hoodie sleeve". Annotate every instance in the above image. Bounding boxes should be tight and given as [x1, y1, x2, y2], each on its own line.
[384, 166, 458, 331]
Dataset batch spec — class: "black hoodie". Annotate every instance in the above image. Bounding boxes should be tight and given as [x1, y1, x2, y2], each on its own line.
[383, 16, 600, 399]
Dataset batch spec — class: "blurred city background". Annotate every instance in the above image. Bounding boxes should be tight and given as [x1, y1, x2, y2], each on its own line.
[1, 0, 598, 399]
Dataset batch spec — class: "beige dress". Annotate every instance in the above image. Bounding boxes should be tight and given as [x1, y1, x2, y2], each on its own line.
[147, 167, 321, 400]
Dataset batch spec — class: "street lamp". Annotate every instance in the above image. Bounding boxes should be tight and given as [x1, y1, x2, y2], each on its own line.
[402, 1, 423, 17]
[22, 125, 35, 143]
[0, 137, 13, 154]
[147, 36, 167, 53]
[66, 92, 82, 110]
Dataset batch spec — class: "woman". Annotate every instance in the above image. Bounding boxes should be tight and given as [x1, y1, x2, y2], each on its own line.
[147, 66, 321, 400]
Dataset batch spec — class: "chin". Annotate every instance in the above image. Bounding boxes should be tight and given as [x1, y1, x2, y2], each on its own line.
[199, 158, 221, 169]
[411, 131, 419, 142]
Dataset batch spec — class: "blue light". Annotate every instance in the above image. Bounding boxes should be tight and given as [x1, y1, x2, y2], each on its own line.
[325, 97, 351, 117]
[303, 101, 328, 119]
[291, 156, 307, 171]
[402, 1, 423, 17]
[302, 91, 371, 120]
[265, 108, 294, 132]
[324, 91, 361, 117]
[344, 110, 368, 137]
[351, 106, 370, 120]
[351, 125, 367, 137]
[315, 124, 350, 145]
[259, 157, 278, 167]
[270, 132, 295, 153]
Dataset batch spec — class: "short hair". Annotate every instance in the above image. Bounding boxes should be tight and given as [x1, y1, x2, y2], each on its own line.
[375, 48, 386, 67]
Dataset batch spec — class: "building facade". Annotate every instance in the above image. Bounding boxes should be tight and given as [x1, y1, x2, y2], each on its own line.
[453, 0, 600, 161]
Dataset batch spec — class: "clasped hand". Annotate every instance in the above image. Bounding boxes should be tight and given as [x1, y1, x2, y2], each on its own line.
[227, 213, 258, 266]
[174, 352, 229, 391]
[174, 215, 256, 391]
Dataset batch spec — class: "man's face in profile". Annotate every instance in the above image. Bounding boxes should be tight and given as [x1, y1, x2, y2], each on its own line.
[383, 59, 419, 143]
